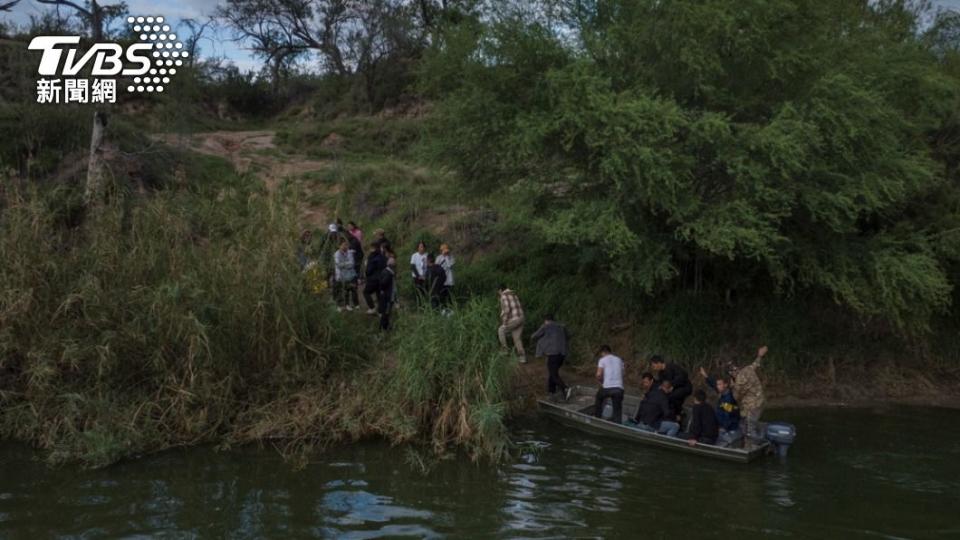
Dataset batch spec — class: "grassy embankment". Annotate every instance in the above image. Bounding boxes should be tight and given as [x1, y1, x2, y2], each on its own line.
[0, 109, 514, 468]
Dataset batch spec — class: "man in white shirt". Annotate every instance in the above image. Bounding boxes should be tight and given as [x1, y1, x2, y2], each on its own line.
[594, 345, 625, 424]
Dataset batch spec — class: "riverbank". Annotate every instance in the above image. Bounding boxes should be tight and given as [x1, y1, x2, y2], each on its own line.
[507, 360, 960, 412]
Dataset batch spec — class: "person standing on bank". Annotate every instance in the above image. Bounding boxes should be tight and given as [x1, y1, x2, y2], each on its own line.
[333, 239, 359, 312]
[410, 241, 428, 306]
[593, 345, 625, 424]
[497, 284, 526, 360]
[425, 253, 447, 309]
[377, 258, 396, 330]
[363, 242, 387, 315]
[436, 243, 455, 307]
[531, 314, 572, 401]
[347, 221, 363, 243]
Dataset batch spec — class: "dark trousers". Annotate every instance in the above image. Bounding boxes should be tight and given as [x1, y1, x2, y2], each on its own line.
[547, 354, 567, 394]
[441, 286, 452, 306]
[594, 387, 624, 424]
[669, 383, 692, 416]
[377, 292, 393, 331]
[363, 279, 379, 308]
[413, 278, 426, 306]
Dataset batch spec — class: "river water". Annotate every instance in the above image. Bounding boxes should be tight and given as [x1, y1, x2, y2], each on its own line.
[2, 407, 958, 538]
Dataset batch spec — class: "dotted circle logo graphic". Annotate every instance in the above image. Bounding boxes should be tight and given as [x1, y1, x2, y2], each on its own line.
[124, 16, 188, 94]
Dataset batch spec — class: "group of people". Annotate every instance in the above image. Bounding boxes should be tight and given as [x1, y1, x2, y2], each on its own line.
[591, 345, 768, 447]
[301, 231, 767, 448]
[297, 219, 456, 330]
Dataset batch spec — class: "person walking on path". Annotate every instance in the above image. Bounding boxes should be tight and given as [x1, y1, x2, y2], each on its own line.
[436, 243, 455, 307]
[531, 314, 571, 400]
[333, 239, 359, 312]
[410, 241, 428, 306]
[497, 284, 526, 360]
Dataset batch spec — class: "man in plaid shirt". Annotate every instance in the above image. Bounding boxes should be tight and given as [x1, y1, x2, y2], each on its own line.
[498, 284, 526, 361]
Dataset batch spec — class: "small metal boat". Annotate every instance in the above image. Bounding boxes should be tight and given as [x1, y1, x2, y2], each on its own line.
[538, 385, 771, 463]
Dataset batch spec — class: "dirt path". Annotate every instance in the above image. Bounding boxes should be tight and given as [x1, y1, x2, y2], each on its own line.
[154, 130, 336, 227]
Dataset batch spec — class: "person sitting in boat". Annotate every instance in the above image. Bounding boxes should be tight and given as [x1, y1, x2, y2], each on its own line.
[628, 373, 680, 437]
[700, 367, 743, 448]
[593, 345, 625, 424]
[650, 355, 692, 420]
[677, 389, 719, 446]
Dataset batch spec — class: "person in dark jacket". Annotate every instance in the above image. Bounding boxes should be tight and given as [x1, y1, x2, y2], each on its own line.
[651, 355, 693, 417]
[425, 253, 447, 309]
[346, 229, 364, 279]
[377, 258, 397, 330]
[372, 228, 390, 252]
[363, 242, 387, 314]
[530, 314, 571, 400]
[629, 374, 680, 437]
[677, 389, 719, 446]
[700, 367, 743, 447]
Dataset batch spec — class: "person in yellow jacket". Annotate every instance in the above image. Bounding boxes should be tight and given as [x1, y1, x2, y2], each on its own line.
[730, 345, 767, 440]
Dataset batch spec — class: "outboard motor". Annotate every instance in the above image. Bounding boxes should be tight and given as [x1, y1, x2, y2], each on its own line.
[765, 422, 797, 457]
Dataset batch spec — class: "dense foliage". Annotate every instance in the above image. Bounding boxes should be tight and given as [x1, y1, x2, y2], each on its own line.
[424, 0, 960, 333]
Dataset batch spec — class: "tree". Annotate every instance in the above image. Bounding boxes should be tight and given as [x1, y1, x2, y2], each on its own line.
[33, 0, 128, 206]
[426, 0, 960, 331]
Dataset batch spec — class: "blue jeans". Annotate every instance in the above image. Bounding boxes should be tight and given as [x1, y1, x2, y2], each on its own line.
[717, 429, 743, 448]
[632, 420, 679, 437]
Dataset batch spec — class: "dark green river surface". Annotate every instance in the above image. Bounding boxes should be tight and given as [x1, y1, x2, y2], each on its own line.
[2, 407, 960, 539]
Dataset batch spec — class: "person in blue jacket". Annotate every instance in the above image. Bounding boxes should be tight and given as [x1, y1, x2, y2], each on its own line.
[700, 367, 743, 448]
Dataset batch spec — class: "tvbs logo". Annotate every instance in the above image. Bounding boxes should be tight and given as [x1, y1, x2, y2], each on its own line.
[28, 15, 187, 104]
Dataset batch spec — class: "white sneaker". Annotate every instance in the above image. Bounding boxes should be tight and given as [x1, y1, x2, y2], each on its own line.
[366, 308, 377, 315]
[346, 305, 355, 312]
[336, 307, 344, 313]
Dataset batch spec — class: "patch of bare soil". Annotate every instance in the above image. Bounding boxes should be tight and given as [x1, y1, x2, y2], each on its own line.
[153, 130, 335, 227]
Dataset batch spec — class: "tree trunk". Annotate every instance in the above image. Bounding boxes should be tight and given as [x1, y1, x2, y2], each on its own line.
[83, 0, 107, 207]
[83, 110, 107, 205]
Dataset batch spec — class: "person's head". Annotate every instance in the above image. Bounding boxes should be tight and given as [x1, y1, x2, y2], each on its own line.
[374, 228, 385, 239]
[641, 372, 655, 390]
[339, 240, 349, 251]
[300, 229, 313, 243]
[387, 257, 396, 267]
[369, 242, 379, 253]
[660, 379, 673, 394]
[336, 218, 343, 227]
[726, 362, 740, 377]
[650, 354, 665, 371]
[694, 389, 707, 404]
[599, 345, 612, 356]
[498, 283, 509, 295]
[348, 221, 358, 231]
[715, 376, 730, 394]
[440, 243, 450, 255]
[417, 241, 426, 254]
[543, 313, 555, 323]
[427, 253, 436, 264]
